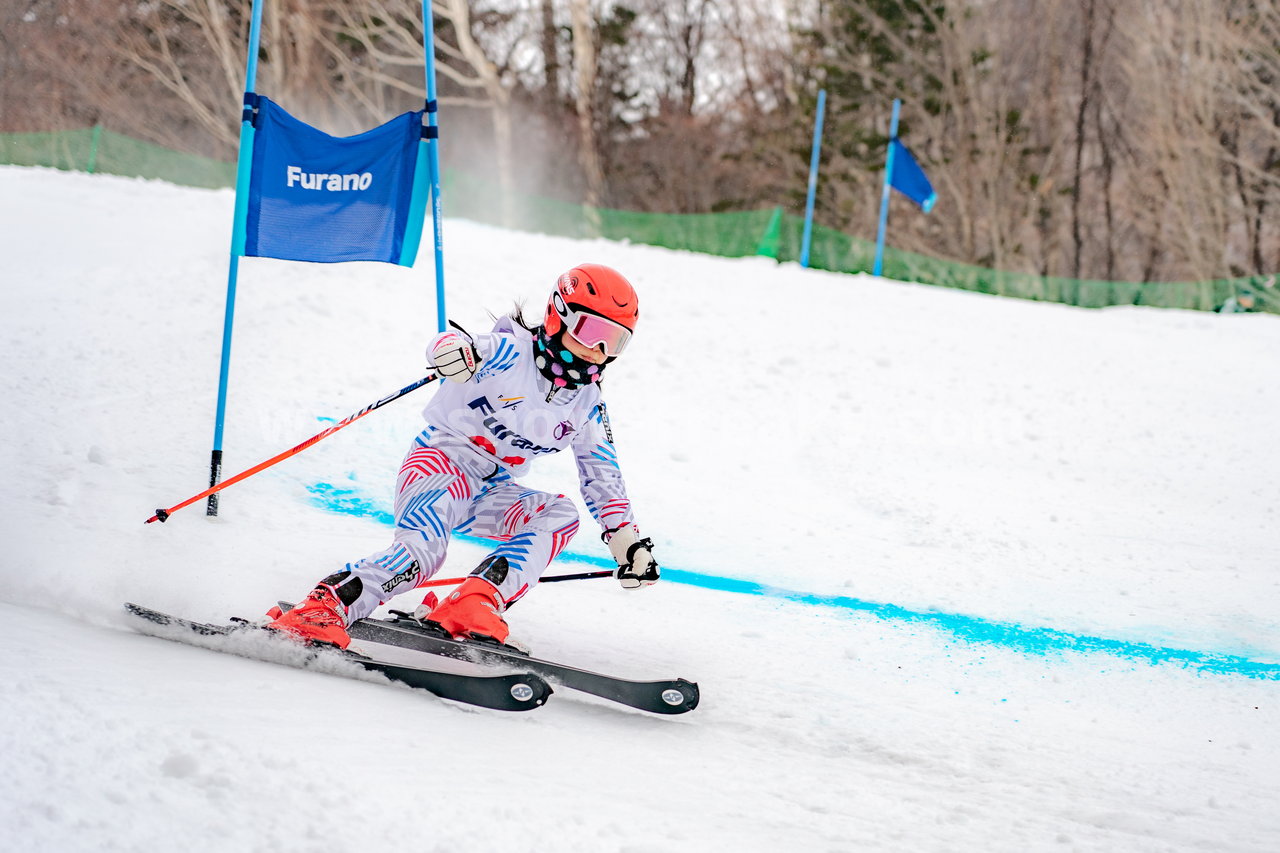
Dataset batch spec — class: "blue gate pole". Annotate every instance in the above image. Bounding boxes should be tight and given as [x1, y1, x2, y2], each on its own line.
[872, 98, 901, 278]
[799, 89, 826, 269]
[422, 0, 447, 333]
[207, 0, 265, 517]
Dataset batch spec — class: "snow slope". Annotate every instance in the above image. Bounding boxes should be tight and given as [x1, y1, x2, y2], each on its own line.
[2, 167, 1278, 852]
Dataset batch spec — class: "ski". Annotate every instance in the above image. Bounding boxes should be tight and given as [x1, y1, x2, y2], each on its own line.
[122, 603, 551, 712]
[343, 608, 700, 715]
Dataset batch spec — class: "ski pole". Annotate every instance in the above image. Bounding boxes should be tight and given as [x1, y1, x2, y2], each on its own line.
[411, 569, 616, 615]
[147, 373, 437, 524]
[539, 570, 615, 583]
[414, 569, 615, 590]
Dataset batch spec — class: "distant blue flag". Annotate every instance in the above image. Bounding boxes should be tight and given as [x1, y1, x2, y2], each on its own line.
[888, 138, 936, 213]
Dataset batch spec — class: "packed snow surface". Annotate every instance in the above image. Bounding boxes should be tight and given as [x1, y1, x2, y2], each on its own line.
[2, 167, 1278, 852]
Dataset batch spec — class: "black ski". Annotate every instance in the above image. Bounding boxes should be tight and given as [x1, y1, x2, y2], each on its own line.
[345, 609, 700, 715]
[123, 603, 551, 712]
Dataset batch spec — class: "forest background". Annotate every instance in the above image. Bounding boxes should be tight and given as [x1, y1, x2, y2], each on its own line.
[3, 0, 1279, 285]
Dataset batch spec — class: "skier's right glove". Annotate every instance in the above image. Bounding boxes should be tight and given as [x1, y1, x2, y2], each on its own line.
[605, 523, 659, 589]
[428, 327, 481, 383]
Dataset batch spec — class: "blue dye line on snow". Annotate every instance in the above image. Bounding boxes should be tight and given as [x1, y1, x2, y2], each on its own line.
[307, 481, 1280, 681]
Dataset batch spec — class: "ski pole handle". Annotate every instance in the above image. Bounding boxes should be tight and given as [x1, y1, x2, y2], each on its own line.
[147, 373, 438, 524]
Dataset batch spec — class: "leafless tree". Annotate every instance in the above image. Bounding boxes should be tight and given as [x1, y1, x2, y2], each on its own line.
[568, 0, 604, 226]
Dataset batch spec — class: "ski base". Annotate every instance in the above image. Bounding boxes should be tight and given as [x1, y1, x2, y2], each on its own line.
[123, 603, 551, 712]
[349, 609, 700, 715]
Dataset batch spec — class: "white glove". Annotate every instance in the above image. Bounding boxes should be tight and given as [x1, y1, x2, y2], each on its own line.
[606, 523, 659, 589]
[428, 329, 480, 383]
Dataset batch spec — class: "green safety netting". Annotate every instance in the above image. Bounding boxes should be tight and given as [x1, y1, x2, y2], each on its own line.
[1, 127, 236, 188]
[783, 214, 1278, 314]
[4, 127, 1275, 313]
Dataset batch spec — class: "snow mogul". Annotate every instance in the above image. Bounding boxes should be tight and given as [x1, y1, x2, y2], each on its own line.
[266, 263, 659, 648]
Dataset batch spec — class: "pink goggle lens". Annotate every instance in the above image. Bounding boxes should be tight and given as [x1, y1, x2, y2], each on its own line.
[567, 311, 632, 356]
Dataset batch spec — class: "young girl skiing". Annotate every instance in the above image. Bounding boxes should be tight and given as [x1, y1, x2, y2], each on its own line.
[267, 263, 659, 648]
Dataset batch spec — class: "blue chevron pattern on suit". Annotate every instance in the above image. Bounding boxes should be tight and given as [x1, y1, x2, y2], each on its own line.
[474, 335, 520, 380]
[396, 488, 450, 538]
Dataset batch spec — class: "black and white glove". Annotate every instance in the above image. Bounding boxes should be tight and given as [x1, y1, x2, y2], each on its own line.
[605, 523, 659, 589]
[427, 324, 481, 383]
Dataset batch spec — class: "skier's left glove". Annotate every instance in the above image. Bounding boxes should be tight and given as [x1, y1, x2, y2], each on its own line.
[605, 523, 659, 589]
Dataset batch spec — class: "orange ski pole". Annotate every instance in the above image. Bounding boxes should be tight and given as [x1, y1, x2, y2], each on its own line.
[147, 373, 437, 524]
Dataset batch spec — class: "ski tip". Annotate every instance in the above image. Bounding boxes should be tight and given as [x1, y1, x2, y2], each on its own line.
[656, 679, 699, 714]
[509, 677, 552, 709]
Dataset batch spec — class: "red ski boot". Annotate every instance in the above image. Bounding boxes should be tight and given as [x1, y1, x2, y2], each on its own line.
[428, 577, 509, 643]
[265, 585, 351, 649]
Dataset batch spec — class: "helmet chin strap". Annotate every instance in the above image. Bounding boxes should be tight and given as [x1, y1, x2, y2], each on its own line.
[534, 326, 605, 400]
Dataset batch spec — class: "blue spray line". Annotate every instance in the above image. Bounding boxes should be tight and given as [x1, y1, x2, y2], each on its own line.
[306, 481, 1280, 681]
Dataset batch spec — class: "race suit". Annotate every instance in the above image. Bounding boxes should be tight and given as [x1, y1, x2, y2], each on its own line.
[326, 316, 636, 622]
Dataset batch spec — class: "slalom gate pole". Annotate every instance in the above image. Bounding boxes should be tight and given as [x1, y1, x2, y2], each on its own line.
[799, 88, 826, 269]
[148, 374, 437, 524]
[208, 0, 267, 517]
[420, 0, 447, 333]
[872, 98, 902, 277]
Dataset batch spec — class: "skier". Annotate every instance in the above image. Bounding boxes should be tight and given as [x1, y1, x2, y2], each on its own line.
[266, 263, 659, 649]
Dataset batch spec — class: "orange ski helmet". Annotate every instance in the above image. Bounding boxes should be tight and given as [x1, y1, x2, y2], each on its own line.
[544, 264, 639, 357]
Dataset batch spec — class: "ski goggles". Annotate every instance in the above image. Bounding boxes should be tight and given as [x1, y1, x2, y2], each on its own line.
[554, 294, 633, 356]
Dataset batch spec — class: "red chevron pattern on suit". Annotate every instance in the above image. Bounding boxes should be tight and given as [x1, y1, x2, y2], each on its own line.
[399, 446, 471, 500]
[598, 499, 630, 526]
[548, 518, 579, 562]
[502, 498, 534, 536]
